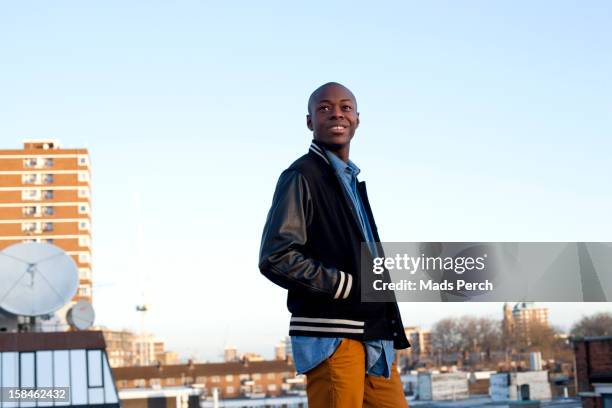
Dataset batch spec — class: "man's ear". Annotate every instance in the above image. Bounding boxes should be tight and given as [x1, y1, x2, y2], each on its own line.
[306, 114, 314, 131]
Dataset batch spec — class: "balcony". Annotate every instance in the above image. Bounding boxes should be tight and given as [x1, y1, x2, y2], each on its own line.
[22, 158, 54, 168]
[22, 190, 41, 200]
[23, 158, 38, 168]
[22, 174, 40, 184]
[22, 223, 39, 234]
[22, 206, 38, 216]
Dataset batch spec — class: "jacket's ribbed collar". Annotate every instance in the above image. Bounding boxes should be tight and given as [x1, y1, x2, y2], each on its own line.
[308, 140, 330, 165]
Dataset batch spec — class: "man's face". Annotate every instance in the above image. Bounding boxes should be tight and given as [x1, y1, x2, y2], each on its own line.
[307, 84, 359, 149]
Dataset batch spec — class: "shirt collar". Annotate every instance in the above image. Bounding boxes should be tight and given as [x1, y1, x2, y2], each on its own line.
[324, 147, 361, 178]
[308, 140, 361, 177]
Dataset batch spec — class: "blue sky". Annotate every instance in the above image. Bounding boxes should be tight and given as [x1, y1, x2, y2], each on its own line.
[1, 1, 611, 361]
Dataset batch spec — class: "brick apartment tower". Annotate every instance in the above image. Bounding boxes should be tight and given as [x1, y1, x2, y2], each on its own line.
[501, 302, 549, 344]
[0, 139, 92, 304]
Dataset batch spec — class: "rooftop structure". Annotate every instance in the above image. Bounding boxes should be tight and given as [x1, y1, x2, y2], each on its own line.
[0, 331, 120, 407]
[572, 335, 612, 408]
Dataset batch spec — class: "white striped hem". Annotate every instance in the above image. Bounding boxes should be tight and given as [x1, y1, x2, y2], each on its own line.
[290, 325, 364, 334]
[290, 317, 364, 326]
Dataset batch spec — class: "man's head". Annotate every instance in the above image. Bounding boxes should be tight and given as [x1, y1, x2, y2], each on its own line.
[307, 82, 359, 155]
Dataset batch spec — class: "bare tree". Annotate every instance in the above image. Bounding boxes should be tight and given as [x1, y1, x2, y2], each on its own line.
[475, 317, 502, 356]
[431, 316, 502, 365]
[570, 312, 612, 337]
[431, 318, 461, 354]
[527, 321, 558, 356]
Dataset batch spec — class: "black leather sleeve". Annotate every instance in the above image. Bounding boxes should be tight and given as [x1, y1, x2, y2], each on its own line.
[259, 170, 352, 299]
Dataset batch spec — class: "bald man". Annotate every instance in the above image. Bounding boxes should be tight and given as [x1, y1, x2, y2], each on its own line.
[260, 82, 410, 407]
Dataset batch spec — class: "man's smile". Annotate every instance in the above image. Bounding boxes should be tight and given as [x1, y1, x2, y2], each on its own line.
[328, 125, 348, 131]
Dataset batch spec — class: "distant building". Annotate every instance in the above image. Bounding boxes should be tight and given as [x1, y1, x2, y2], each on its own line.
[102, 328, 138, 367]
[0, 139, 93, 304]
[154, 340, 179, 365]
[224, 346, 238, 362]
[241, 352, 264, 362]
[225, 347, 265, 363]
[572, 335, 612, 408]
[157, 350, 180, 365]
[502, 302, 549, 343]
[274, 340, 286, 360]
[398, 326, 432, 364]
[112, 360, 305, 400]
[512, 302, 549, 327]
[100, 327, 176, 367]
[133, 333, 158, 366]
[284, 336, 293, 360]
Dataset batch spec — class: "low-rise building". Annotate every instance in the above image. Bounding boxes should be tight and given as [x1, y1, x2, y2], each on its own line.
[397, 326, 433, 368]
[418, 372, 469, 400]
[112, 359, 304, 400]
[490, 371, 552, 401]
[573, 336, 612, 408]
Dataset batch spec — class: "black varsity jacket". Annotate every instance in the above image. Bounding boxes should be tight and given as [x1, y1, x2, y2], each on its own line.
[259, 141, 410, 350]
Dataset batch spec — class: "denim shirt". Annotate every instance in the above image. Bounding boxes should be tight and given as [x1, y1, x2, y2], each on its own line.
[291, 148, 395, 379]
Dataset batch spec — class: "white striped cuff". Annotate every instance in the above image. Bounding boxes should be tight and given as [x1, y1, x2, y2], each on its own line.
[333, 271, 353, 300]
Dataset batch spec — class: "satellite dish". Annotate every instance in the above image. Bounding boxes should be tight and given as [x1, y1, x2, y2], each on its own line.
[0, 243, 78, 316]
[67, 300, 95, 330]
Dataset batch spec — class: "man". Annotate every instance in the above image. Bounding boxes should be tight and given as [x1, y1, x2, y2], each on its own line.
[259, 82, 410, 407]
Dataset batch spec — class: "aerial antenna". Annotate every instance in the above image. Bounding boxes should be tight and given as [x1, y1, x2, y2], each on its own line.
[0, 243, 80, 331]
[67, 300, 95, 330]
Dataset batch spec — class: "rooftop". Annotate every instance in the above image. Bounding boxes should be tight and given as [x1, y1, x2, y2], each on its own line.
[0, 330, 106, 351]
[113, 359, 296, 380]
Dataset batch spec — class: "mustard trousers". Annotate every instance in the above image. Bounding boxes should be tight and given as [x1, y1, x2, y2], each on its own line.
[305, 338, 409, 408]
